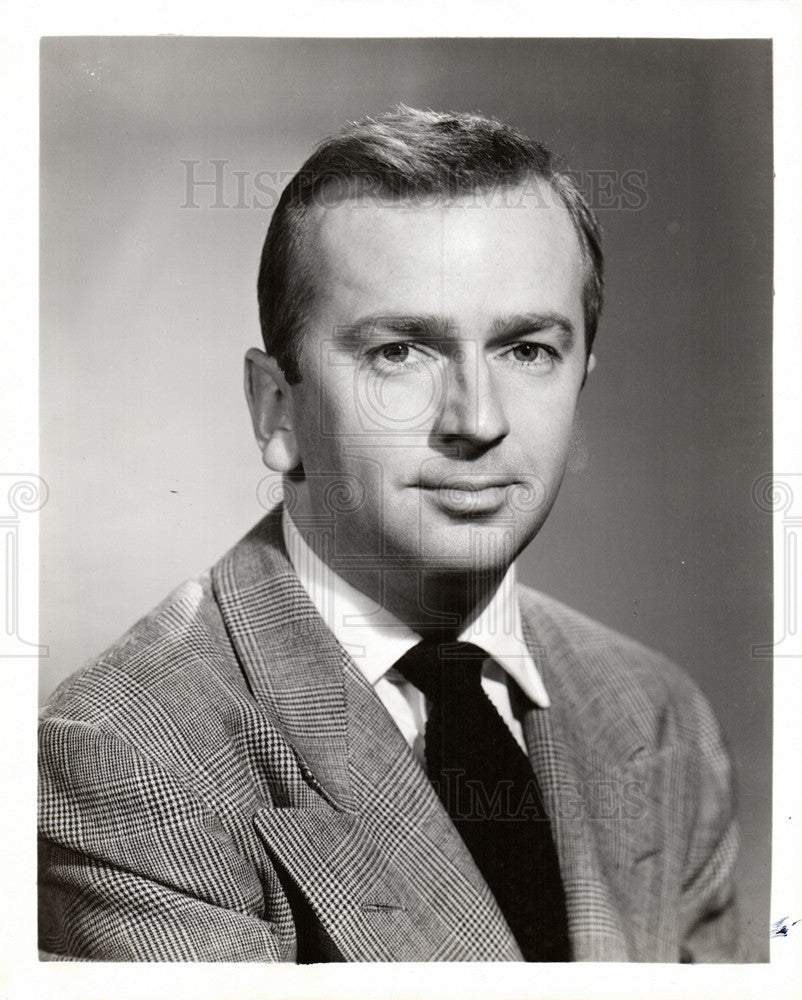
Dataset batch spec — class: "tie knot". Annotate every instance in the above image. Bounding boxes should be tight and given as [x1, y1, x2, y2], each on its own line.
[392, 639, 487, 703]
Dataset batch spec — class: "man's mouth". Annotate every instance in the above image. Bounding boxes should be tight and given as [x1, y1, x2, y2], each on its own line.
[416, 476, 518, 492]
[414, 478, 519, 516]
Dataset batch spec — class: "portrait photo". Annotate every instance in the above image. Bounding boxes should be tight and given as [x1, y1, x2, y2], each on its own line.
[31, 30, 778, 985]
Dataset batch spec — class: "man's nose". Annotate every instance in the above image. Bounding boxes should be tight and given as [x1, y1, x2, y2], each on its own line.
[435, 344, 511, 445]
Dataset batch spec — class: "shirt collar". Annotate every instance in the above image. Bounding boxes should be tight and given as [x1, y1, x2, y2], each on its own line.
[281, 507, 549, 708]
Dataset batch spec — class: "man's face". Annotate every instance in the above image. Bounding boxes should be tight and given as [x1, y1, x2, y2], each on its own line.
[283, 182, 590, 579]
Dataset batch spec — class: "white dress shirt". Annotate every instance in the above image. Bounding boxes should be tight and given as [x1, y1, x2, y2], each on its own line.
[281, 509, 550, 763]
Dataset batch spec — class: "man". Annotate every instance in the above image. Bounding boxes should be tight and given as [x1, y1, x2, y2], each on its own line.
[39, 107, 743, 962]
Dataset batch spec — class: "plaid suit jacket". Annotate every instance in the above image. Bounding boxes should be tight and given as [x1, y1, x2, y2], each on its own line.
[39, 508, 743, 962]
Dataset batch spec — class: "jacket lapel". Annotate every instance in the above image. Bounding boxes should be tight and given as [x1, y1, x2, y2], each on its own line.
[213, 510, 354, 809]
[254, 660, 521, 961]
[520, 692, 631, 961]
[213, 510, 520, 961]
[521, 611, 681, 962]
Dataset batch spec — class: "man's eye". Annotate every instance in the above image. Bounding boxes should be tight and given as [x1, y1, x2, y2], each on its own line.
[507, 343, 555, 365]
[368, 342, 434, 371]
[380, 343, 411, 363]
[512, 344, 538, 362]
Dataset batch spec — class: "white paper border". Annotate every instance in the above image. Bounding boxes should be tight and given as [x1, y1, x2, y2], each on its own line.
[2, 2, 800, 998]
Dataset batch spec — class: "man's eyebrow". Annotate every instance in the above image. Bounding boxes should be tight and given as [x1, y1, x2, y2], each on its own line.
[336, 314, 455, 341]
[334, 312, 577, 351]
[489, 313, 576, 352]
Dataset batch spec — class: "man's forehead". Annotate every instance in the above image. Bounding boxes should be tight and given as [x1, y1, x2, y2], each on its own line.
[307, 179, 582, 275]
[298, 179, 587, 344]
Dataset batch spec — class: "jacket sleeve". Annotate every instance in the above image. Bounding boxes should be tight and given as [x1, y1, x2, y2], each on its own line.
[677, 685, 746, 963]
[38, 714, 293, 962]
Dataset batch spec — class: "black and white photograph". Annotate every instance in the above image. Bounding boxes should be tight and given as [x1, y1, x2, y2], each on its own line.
[2, 6, 800, 999]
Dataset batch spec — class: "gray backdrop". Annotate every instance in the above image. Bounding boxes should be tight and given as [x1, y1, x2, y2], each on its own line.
[40, 37, 773, 959]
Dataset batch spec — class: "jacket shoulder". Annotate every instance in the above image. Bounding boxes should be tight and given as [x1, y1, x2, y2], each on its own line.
[40, 570, 250, 745]
[518, 584, 687, 674]
[518, 585, 721, 757]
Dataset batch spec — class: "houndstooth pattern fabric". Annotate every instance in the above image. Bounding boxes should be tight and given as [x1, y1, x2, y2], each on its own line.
[38, 508, 744, 962]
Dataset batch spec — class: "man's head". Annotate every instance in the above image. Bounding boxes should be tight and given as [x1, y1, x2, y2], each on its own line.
[246, 107, 603, 620]
[256, 106, 603, 385]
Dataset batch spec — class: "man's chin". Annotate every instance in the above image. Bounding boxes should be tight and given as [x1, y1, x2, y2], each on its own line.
[389, 526, 534, 576]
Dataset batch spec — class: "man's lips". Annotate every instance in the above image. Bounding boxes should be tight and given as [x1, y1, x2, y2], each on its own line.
[413, 479, 520, 515]
[415, 478, 519, 492]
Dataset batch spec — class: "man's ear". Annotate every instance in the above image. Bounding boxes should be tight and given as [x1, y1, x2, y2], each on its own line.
[244, 348, 301, 473]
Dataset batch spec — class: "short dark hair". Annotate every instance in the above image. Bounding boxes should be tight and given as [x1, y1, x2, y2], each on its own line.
[257, 106, 603, 384]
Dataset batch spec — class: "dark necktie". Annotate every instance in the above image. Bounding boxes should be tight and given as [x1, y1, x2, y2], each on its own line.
[393, 639, 571, 961]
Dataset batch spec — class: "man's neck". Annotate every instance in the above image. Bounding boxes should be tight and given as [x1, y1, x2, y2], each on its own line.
[342, 564, 506, 639]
